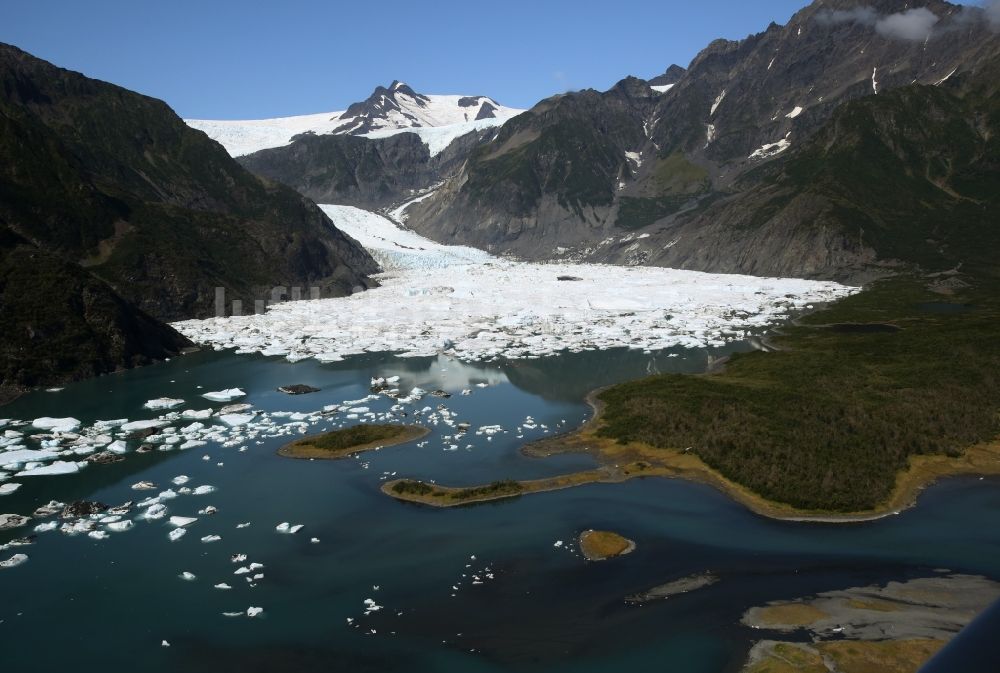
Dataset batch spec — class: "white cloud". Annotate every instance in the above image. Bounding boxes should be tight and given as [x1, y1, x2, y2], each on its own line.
[875, 7, 940, 41]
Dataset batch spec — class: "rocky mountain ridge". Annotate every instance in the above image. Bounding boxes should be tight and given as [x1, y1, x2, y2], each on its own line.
[0, 42, 378, 394]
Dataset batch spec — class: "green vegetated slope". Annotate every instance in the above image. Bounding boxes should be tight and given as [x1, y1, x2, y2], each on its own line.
[597, 70, 1000, 511]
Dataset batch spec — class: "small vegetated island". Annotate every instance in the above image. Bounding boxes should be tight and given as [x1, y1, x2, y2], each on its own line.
[279, 424, 428, 459]
[578, 530, 635, 561]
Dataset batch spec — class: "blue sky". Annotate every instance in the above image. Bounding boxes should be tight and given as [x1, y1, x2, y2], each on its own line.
[0, 1, 964, 119]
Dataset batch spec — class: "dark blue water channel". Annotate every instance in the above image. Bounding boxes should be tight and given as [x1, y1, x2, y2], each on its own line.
[1, 345, 998, 673]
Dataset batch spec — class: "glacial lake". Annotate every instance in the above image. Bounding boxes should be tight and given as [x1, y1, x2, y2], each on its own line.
[2, 345, 1000, 673]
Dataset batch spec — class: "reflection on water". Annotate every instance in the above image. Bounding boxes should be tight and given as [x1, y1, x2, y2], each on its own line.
[0, 345, 998, 673]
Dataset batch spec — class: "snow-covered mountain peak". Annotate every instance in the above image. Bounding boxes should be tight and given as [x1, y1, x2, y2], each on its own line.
[186, 82, 523, 157]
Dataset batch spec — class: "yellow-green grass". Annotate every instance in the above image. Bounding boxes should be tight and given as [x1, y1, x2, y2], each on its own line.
[754, 603, 830, 627]
[278, 424, 428, 460]
[578, 530, 635, 561]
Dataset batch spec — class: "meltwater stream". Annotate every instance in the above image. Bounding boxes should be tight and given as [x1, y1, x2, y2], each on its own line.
[1, 346, 1000, 673]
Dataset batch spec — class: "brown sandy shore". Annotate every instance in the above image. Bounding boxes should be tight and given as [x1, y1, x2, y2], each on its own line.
[279, 424, 429, 460]
[383, 388, 1000, 522]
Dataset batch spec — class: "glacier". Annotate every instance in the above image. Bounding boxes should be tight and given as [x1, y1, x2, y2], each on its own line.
[173, 206, 858, 363]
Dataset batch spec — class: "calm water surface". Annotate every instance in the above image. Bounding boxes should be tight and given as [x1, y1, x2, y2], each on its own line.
[1, 345, 999, 673]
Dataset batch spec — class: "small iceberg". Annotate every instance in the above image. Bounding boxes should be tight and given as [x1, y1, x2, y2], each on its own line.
[121, 419, 170, 433]
[143, 504, 168, 520]
[219, 414, 254, 427]
[0, 553, 29, 569]
[143, 398, 185, 410]
[169, 516, 197, 527]
[202, 388, 246, 402]
[19, 461, 84, 477]
[31, 417, 81, 432]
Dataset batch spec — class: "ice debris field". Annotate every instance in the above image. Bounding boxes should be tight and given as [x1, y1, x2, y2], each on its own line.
[0, 374, 572, 632]
[173, 205, 858, 363]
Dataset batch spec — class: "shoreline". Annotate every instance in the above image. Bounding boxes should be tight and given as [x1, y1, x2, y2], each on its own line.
[384, 386, 1000, 522]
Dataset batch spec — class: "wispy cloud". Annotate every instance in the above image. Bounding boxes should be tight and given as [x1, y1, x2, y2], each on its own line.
[875, 7, 939, 40]
[986, 0, 1000, 29]
[819, 2, 1000, 38]
[817, 5, 938, 41]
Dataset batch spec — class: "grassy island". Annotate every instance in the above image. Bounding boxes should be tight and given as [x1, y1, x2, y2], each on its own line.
[579, 530, 635, 561]
[382, 468, 632, 506]
[278, 424, 429, 459]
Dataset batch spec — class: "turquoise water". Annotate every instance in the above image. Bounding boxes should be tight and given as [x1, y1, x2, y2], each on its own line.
[1, 345, 999, 673]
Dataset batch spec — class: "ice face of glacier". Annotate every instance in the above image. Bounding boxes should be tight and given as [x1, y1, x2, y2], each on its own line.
[173, 206, 857, 365]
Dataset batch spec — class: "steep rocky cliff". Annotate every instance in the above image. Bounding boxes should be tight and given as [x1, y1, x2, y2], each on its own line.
[0, 43, 379, 393]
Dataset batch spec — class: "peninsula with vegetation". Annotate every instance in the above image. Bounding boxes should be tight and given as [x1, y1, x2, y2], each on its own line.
[279, 424, 428, 460]
[383, 274, 1000, 520]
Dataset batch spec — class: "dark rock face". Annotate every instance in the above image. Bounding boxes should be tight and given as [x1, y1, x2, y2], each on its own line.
[278, 384, 320, 395]
[61, 501, 108, 518]
[0, 42, 378, 322]
[239, 123, 490, 211]
[0, 42, 379, 391]
[0, 227, 191, 391]
[648, 64, 686, 87]
[400, 0, 1000, 282]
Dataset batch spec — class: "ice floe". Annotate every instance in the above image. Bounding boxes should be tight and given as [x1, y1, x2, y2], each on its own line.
[121, 420, 170, 433]
[19, 461, 83, 477]
[31, 417, 81, 432]
[202, 389, 246, 402]
[0, 553, 28, 569]
[143, 398, 185, 410]
[169, 516, 198, 528]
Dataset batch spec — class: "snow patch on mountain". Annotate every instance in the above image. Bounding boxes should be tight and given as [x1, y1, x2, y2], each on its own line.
[362, 116, 511, 157]
[186, 83, 523, 157]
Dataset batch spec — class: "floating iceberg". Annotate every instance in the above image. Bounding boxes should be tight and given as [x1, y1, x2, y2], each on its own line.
[143, 398, 185, 410]
[219, 414, 254, 427]
[31, 417, 81, 432]
[0, 553, 28, 569]
[202, 388, 246, 402]
[168, 516, 197, 527]
[19, 461, 83, 477]
[121, 420, 170, 433]
[0, 448, 59, 464]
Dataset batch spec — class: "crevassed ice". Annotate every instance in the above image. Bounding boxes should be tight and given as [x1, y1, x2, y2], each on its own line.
[173, 206, 857, 364]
